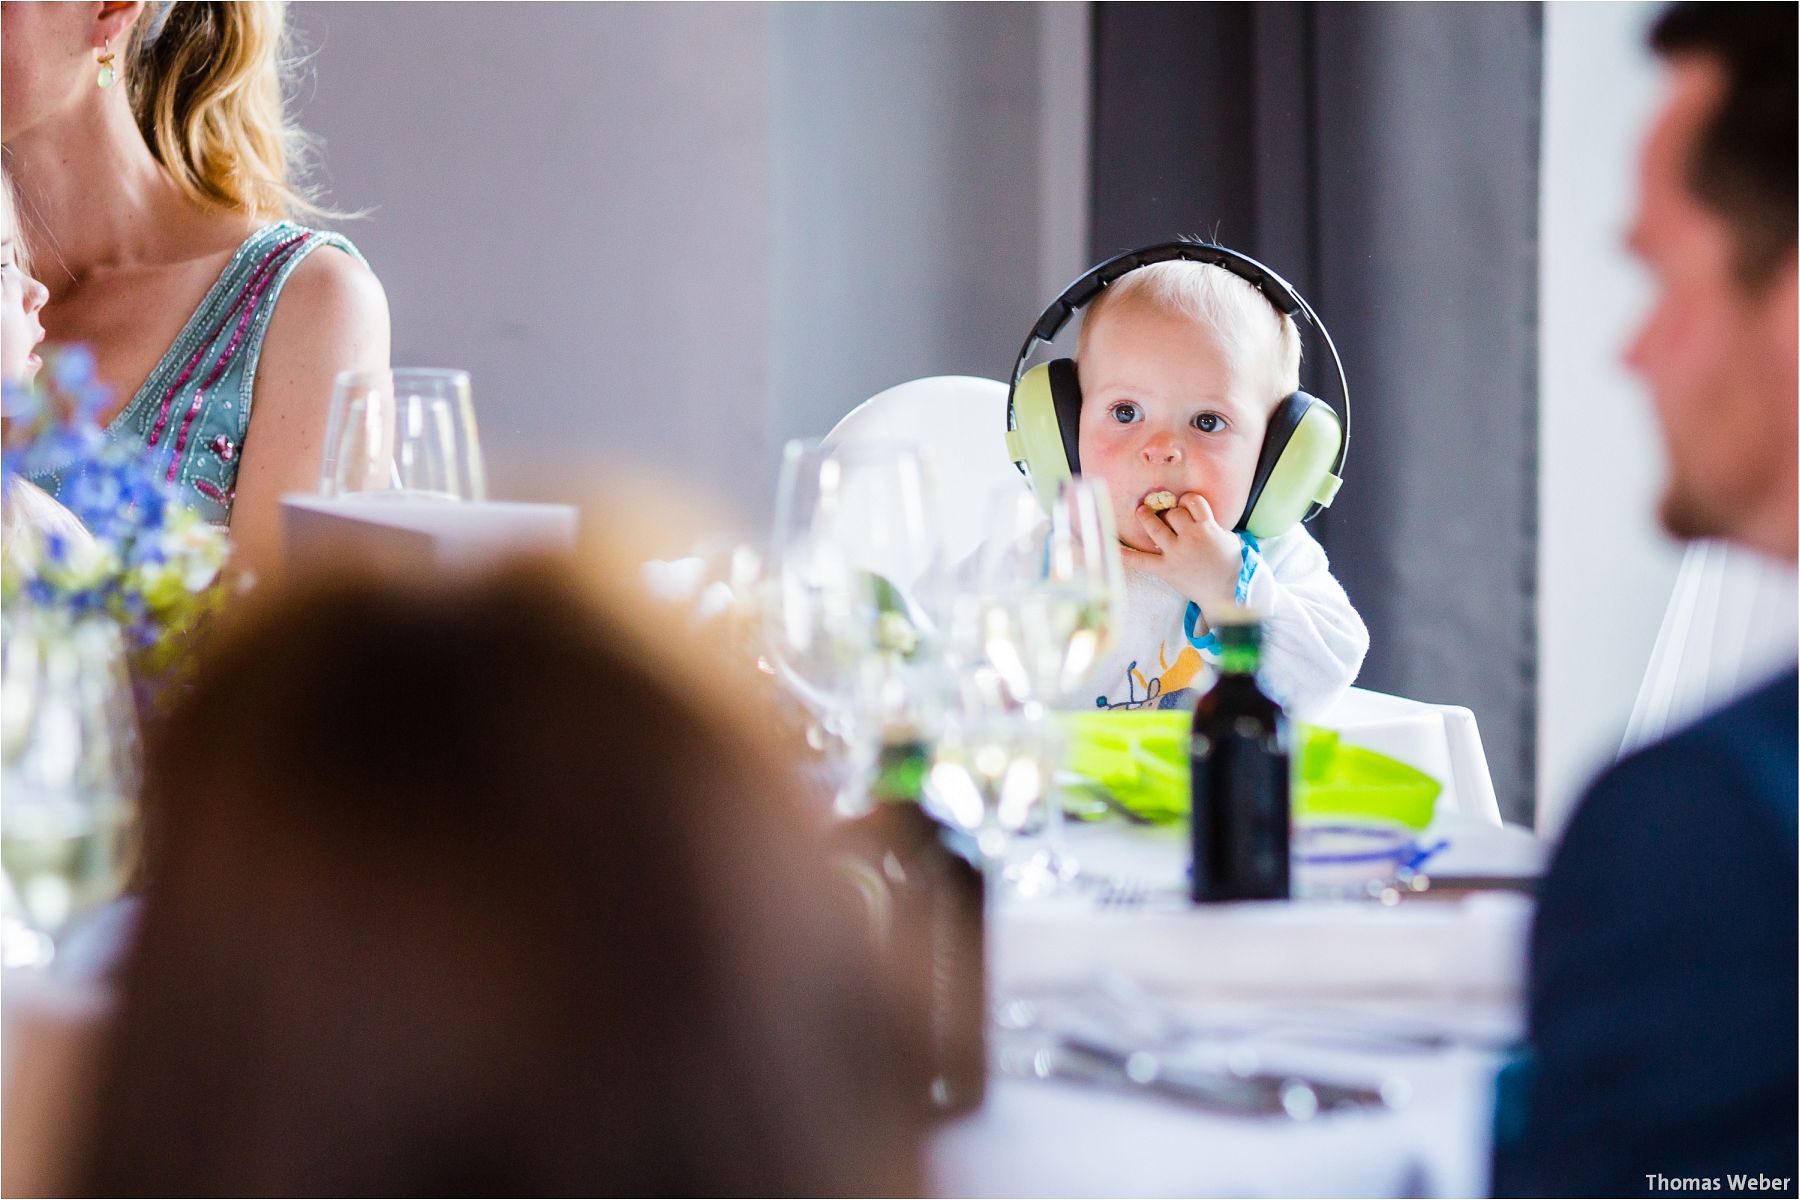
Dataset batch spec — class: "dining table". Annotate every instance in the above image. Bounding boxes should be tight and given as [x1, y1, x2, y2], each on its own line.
[931, 812, 1547, 1199]
[2, 804, 1546, 1199]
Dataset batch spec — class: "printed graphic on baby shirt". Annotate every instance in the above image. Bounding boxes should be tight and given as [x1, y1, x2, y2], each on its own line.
[1093, 641, 1207, 710]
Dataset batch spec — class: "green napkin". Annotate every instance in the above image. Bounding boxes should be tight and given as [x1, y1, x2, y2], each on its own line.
[1056, 710, 1442, 828]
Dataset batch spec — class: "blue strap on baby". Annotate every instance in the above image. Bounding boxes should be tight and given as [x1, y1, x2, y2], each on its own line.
[1183, 531, 1262, 653]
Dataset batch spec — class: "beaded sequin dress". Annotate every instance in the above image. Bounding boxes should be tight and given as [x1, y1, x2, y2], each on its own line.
[31, 222, 368, 526]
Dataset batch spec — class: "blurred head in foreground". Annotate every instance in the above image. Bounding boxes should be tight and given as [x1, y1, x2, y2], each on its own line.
[74, 560, 925, 1196]
[1628, 0, 1797, 560]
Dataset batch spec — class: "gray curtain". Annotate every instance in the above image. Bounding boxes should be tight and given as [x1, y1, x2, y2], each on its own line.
[1092, 2, 1542, 822]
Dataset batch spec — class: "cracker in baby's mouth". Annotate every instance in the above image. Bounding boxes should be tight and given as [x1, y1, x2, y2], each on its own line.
[1144, 490, 1177, 513]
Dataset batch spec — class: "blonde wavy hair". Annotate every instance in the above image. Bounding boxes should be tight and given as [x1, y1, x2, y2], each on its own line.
[124, 1, 329, 221]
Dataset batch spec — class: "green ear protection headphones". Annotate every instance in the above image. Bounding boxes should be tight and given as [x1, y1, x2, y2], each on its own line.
[1004, 241, 1350, 540]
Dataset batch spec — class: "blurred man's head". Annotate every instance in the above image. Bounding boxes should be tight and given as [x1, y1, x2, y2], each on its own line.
[1626, 2, 1797, 561]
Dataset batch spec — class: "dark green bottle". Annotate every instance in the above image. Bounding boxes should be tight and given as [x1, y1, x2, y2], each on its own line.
[1189, 608, 1291, 902]
[834, 733, 987, 1117]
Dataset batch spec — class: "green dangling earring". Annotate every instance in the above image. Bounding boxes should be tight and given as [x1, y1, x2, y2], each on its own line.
[97, 39, 117, 89]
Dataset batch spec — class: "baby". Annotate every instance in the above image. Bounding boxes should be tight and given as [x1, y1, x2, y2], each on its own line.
[1074, 260, 1367, 715]
[2, 171, 94, 556]
[1, 175, 48, 392]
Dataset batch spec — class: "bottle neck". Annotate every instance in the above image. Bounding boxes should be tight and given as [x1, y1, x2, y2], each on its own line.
[871, 735, 931, 805]
[1217, 643, 1261, 676]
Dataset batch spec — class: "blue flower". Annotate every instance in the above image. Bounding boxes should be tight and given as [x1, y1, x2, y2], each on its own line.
[1, 379, 43, 423]
[50, 346, 113, 423]
[3, 345, 232, 667]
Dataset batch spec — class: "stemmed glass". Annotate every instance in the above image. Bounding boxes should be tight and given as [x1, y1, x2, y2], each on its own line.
[927, 665, 1058, 884]
[766, 439, 944, 814]
[963, 478, 1125, 886]
[0, 611, 140, 970]
[321, 368, 488, 502]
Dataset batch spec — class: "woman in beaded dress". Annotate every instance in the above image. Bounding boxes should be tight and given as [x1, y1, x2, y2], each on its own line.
[1, 0, 389, 583]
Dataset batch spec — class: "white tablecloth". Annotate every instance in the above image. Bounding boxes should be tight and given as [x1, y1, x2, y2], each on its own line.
[5, 814, 1543, 1198]
[932, 816, 1543, 1198]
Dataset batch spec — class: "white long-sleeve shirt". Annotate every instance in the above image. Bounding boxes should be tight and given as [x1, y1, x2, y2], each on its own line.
[1081, 525, 1367, 718]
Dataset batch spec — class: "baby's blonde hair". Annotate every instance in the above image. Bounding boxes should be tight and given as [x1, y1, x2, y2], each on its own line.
[124, 1, 328, 221]
[1078, 260, 1303, 407]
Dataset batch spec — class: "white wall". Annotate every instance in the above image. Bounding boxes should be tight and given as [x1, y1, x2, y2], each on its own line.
[1536, 0, 1683, 837]
[290, 2, 775, 508]
[766, 3, 1088, 460]
[288, 1, 1090, 532]
[1035, 4, 1092, 304]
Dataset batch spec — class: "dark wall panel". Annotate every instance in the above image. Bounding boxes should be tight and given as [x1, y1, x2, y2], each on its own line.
[1091, 4, 1258, 254]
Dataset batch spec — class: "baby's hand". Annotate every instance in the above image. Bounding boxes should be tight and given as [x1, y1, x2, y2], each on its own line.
[1120, 492, 1242, 617]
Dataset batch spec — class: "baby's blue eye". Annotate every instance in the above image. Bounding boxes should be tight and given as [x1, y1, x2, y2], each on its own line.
[1108, 402, 1140, 424]
[1192, 413, 1226, 433]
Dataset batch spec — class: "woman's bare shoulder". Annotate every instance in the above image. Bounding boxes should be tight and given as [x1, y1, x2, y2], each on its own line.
[233, 242, 390, 581]
[255, 243, 390, 390]
[272, 243, 389, 343]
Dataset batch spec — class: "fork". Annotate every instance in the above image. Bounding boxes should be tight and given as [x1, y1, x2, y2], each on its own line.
[1056, 1031, 1390, 1117]
[1086, 968, 1514, 1052]
[1096, 877, 1149, 909]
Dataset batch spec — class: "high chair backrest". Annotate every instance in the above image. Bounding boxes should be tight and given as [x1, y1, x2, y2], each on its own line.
[1315, 686, 1504, 826]
[820, 375, 1029, 591]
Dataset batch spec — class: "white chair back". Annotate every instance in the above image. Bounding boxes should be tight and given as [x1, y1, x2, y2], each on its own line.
[1315, 686, 1504, 826]
[820, 375, 1028, 590]
[1621, 539, 1799, 755]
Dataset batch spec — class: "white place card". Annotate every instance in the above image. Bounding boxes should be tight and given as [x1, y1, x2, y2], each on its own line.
[281, 494, 579, 574]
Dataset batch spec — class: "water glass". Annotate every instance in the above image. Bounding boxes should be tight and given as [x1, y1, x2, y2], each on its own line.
[771, 438, 943, 605]
[926, 667, 1057, 879]
[976, 477, 1125, 703]
[321, 368, 487, 501]
[767, 439, 946, 812]
[963, 478, 1125, 887]
[0, 612, 140, 969]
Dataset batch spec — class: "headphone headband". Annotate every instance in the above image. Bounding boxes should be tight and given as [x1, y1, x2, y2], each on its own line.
[1008, 240, 1351, 476]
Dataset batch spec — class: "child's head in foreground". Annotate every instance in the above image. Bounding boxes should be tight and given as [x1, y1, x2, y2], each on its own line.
[1075, 260, 1302, 552]
[1, 172, 49, 388]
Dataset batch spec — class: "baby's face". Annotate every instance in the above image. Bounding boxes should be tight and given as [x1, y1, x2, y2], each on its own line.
[1075, 301, 1276, 552]
[1, 234, 48, 386]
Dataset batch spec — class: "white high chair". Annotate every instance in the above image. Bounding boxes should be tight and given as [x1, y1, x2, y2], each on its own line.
[1313, 687, 1502, 825]
[822, 375, 1506, 826]
[820, 375, 1029, 591]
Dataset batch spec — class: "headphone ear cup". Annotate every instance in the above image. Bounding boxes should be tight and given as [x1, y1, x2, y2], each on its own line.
[1007, 359, 1083, 511]
[1047, 358, 1083, 476]
[1236, 392, 1344, 538]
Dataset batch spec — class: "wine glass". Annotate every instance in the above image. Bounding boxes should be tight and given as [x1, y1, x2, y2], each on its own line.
[321, 368, 487, 502]
[968, 477, 1125, 885]
[766, 439, 944, 813]
[0, 611, 140, 971]
[976, 479, 1124, 699]
[926, 666, 1059, 883]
